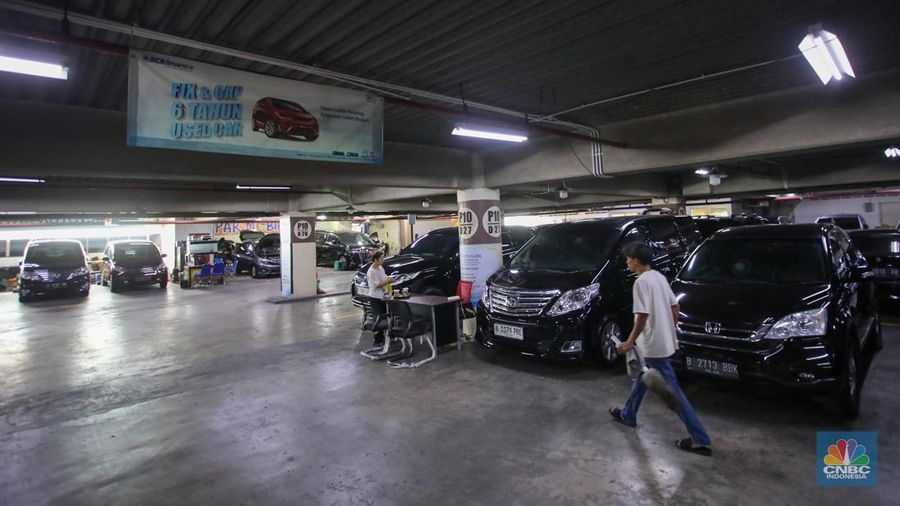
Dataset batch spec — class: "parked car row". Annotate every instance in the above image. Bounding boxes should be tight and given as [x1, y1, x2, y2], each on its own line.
[353, 214, 883, 417]
[18, 239, 168, 302]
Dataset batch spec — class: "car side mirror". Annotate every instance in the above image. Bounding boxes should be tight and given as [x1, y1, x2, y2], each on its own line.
[863, 224, 869, 229]
[161, 253, 167, 258]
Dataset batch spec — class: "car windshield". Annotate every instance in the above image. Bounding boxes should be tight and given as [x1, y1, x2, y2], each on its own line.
[258, 235, 280, 257]
[272, 99, 306, 112]
[240, 231, 264, 242]
[505, 227, 534, 247]
[337, 232, 375, 247]
[680, 238, 828, 284]
[853, 234, 900, 257]
[114, 243, 161, 266]
[510, 227, 617, 271]
[400, 232, 459, 257]
[24, 242, 84, 268]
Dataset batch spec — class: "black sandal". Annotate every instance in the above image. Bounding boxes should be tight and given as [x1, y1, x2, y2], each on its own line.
[675, 438, 712, 456]
[609, 407, 636, 428]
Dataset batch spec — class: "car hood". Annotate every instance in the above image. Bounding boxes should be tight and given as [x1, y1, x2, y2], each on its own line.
[489, 267, 597, 292]
[277, 110, 315, 120]
[672, 280, 831, 324]
[359, 254, 453, 276]
[115, 262, 164, 271]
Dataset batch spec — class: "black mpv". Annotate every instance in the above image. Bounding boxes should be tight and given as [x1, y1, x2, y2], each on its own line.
[476, 216, 700, 365]
[671, 224, 881, 417]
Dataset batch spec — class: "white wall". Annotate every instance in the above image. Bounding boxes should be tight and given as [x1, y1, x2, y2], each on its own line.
[412, 217, 453, 240]
[793, 195, 900, 228]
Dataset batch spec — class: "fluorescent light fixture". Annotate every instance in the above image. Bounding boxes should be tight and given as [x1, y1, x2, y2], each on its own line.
[0, 211, 37, 215]
[694, 168, 710, 176]
[885, 147, 900, 159]
[798, 27, 854, 85]
[235, 185, 291, 190]
[451, 124, 528, 143]
[0, 177, 45, 183]
[317, 215, 327, 220]
[0, 55, 68, 80]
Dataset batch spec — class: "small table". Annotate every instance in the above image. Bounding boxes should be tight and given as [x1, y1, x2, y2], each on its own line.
[382, 293, 462, 367]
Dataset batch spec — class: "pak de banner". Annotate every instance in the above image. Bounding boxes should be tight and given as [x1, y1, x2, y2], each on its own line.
[127, 50, 383, 164]
[457, 189, 503, 307]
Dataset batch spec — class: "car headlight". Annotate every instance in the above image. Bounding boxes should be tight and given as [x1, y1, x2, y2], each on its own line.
[764, 308, 827, 339]
[483, 284, 492, 310]
[391, 271, 421, 285]
[547, 283, 600, 316]
[67, 266, 89, 280]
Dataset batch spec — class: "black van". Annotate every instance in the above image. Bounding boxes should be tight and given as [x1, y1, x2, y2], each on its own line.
[476, 216, 700, 365]
[18, 239, 91, 302]
[351, 226, 536, 303]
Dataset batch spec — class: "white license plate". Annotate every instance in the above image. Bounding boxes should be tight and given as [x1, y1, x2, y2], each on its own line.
[685, 356, 739, 378]
[494, 323, 524, 340]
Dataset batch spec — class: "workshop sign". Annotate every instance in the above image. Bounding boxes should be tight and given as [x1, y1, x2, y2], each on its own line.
[127, 51, 383, 164]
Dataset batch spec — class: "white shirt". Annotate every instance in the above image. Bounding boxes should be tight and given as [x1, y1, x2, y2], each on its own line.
[632, 269, 679, 358]
[367, 265, 388, 297]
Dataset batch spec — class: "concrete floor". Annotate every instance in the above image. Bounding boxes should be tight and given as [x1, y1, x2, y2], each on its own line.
[0, 272, 896, 505]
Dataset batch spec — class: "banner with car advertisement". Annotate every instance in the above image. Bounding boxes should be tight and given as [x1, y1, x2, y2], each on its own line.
[457, 189, 503, 307]
[127, 50, 383, 164]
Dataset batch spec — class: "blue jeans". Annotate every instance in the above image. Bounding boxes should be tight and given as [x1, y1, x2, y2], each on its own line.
[620, 356, 712, 446]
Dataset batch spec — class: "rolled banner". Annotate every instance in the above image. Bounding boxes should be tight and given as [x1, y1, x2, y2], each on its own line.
[457, 188, 502, 307]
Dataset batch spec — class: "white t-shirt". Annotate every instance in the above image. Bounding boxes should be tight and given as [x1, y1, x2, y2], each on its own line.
[632, 269, 679, 358]
[367, 265, 388, 297]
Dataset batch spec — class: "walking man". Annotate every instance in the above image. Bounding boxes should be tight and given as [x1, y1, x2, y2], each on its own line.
[609, 242, 713, 456]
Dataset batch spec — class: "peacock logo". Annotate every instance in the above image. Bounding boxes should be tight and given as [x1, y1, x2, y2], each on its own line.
[823, 438, 870, 466]
[818, 433, 876, 487]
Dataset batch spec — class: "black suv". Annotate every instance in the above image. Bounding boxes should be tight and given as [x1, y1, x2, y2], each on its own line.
[18, 239, 91, 302]
[316, 230, 383, 268]
[350, 226, 535, 303]
[848, 229, 900, 305]
[672, 224, 880, 417]
[476, 216, 700, 365]
[694, 214, 769, 239]
[100, 240, 168, 292]
[234, 233, 281, 278]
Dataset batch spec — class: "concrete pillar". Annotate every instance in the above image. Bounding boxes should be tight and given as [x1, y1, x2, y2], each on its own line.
[278, 213, 317, 299]
[457, 188, 503, 306]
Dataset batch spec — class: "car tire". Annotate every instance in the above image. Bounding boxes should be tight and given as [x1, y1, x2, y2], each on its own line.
[79, 288, 89, 298]
[869, 312, 883, 352]
[18, 294, 31, 303]
[592, 317, 623, 368]
[305, 132, 319, 141]
[264, 120, 277, 138]
[251, 265, 259, 279]
[159, 278, 168, 289]
[110, 277, 120, 293]
[838, 338, 862, 419]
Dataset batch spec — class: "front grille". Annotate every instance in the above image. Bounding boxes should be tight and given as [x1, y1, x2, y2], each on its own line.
[29, 270, 60, 282]
[677, 316, 770, 342]
[874, 267, 900, 279]
[489, 285, 558, 317]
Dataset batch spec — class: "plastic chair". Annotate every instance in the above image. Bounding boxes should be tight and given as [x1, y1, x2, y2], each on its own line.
[210, 262, 226, 285]
[193, 264, 212, 286]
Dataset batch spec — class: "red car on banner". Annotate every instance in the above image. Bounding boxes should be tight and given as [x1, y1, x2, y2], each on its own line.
[252, 97, 320, 141]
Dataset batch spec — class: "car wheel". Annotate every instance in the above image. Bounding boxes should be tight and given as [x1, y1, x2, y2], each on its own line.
[18, 294, 31, 303]
[110, 277, 120, 293]
[869, 312, 883, 352]
[251, 265, 259, 279]
[79, 288, 89, 297]
[593, 318, 623, 367]
[305, 132, 319, 141]
[264, 120, 276, 138]
[839, 338, 862, 418]
[160, 278, 168, 289]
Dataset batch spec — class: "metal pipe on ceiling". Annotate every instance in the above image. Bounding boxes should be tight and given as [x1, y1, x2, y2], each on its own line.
[0, 0, 624, 146]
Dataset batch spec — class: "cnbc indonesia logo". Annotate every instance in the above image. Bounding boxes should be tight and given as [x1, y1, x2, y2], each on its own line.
[818, 433, 877, 487]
